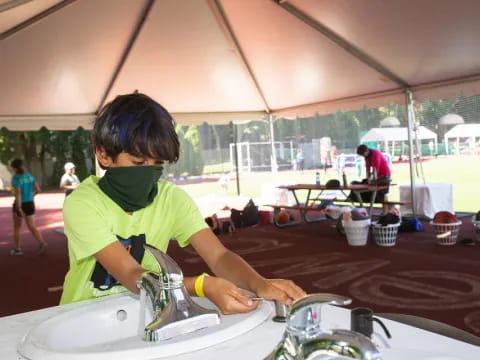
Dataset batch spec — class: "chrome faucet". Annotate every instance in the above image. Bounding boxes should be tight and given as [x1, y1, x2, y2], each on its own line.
[137, 244, 220, 342]
[265, 293, 382, 360]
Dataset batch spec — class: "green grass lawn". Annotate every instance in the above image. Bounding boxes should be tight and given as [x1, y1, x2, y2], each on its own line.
[179, 155, 480, 212]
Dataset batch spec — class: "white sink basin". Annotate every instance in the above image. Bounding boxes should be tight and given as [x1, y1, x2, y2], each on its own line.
[18, 294, 273, 360]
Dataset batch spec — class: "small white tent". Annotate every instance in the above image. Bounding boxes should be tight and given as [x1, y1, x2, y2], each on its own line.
[360, 126, 437, 156]
[444, 124, 480, 154]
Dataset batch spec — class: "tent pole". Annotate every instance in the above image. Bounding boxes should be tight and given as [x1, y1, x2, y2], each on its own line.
[208, 0, 271, 114]
[232, 122, 241, 196]
[290, 141, 294, 169]
[0, 0, 76, 40]
[95, 0, 155, 113]
[0, 0, 33, 13]
[269, 114, 278, 173]
[275, 1, 408, 88]
[406, 90, 417, 218]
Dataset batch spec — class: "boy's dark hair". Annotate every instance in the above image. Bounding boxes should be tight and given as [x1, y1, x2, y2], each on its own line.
[92, 93, 179, 164]
[356, 144, 368, 156]
[10, 159, 24, 174]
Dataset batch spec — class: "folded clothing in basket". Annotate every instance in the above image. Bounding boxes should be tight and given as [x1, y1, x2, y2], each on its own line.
[351, 207, 369, 220]
[336, 208, 370, 235]
[377, 213, 400, 226]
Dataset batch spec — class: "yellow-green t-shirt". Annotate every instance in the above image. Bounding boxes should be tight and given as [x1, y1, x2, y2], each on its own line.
[60, 176, 207, 304]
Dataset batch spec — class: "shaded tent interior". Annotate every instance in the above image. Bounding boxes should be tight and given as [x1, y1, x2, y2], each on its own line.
[0, 0, 480, 131]
[2, 0, 480, 345]
[1, 0, 480, 209]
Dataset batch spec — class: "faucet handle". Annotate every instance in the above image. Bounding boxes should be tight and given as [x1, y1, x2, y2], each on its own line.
[144, 244, 183, 287]
[287, 293, 352, 339]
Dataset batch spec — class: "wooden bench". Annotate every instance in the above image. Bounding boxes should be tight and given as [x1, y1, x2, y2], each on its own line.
[265, 204, 326, 228]
[382, 200, 412, 207]
[266, 200, 413, 228]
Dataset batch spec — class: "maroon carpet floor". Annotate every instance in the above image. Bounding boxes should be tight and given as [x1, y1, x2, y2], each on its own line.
[1, 192, 479, 337]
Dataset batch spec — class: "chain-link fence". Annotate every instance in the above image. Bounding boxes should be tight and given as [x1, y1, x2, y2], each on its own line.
[166, 92, 479, 212]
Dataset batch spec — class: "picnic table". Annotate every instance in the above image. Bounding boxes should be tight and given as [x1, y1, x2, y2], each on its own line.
[266, 183, 406, 228]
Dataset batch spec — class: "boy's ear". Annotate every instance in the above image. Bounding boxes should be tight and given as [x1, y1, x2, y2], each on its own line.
[95, 148, 112, 168]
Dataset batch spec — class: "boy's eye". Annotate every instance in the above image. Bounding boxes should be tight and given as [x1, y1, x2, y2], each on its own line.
[132, 160, 146, 166]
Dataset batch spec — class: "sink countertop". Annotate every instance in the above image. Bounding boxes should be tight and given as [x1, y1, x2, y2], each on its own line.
[1, 295, 479, 360]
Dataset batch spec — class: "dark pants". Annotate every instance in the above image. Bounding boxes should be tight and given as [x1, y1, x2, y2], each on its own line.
[349, 177, 391, 203]
[12, 201, 35, 217]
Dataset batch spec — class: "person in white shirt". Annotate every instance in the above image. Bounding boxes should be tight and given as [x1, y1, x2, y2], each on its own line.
[60, 162, 80, 196]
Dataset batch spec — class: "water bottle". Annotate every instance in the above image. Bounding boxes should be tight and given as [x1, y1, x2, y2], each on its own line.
[342, 171, 348, 187]
[315, 172, 321, 186]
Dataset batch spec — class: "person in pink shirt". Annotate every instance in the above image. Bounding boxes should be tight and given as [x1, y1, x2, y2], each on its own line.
[356, 144, 391, 180]
[356, 144, 392, 212]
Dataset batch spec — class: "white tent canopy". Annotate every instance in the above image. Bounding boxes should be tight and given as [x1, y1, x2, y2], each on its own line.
[444, 124, 480, 154]
[360, 126, 437, 155]
[1, 0, 480, 130]
[444, 124, 480, 139]
[361, 126, 437, 143]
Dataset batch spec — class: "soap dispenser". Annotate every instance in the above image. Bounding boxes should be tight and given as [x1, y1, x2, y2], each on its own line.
[265, 293, 383, 360]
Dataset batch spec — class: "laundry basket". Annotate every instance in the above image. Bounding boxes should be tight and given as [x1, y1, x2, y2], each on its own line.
[430, 221, 462, 246]
[342, 219, 371, 246]
[472, 216, 480, 242]
[372, 222, 401, 247]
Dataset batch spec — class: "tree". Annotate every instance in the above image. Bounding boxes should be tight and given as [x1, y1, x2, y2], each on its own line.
[0, 128, 93, 187]
[164, 125, 204, 177]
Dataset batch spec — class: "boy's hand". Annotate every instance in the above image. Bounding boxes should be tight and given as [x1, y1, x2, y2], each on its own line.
[203, 276, 259, 314]
[254, 279, 307, 305]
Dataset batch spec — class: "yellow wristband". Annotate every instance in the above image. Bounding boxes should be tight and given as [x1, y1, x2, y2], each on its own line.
[194, 273, 208, 297]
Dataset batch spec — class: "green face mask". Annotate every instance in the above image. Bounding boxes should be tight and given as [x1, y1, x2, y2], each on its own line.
[98, 166, 163, 212]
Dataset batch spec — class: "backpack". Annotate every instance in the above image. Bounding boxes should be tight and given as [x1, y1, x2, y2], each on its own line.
[230, 199, 259, 228]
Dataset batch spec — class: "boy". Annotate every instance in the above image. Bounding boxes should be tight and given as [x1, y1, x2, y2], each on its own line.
[59, 162, 80, 196]
[61, 93, 305, 314]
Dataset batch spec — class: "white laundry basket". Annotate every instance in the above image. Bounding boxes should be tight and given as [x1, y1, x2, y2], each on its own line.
[342, 219, 371, 246]
[430, 221, 462, 246]
[372, 222, 401, 247]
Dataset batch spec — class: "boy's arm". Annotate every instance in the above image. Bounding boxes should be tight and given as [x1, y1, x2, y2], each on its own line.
[93, 241, 146, 294]
[93, 241, 200, 298]
[189, 228, 306, 304]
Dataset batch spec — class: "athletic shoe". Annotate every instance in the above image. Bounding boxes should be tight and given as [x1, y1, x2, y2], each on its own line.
[10, 248, 23, 256]
[38, 243, 48, 255]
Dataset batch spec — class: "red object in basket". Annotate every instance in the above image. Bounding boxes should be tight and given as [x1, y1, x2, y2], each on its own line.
[433, 211, 458, 224]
